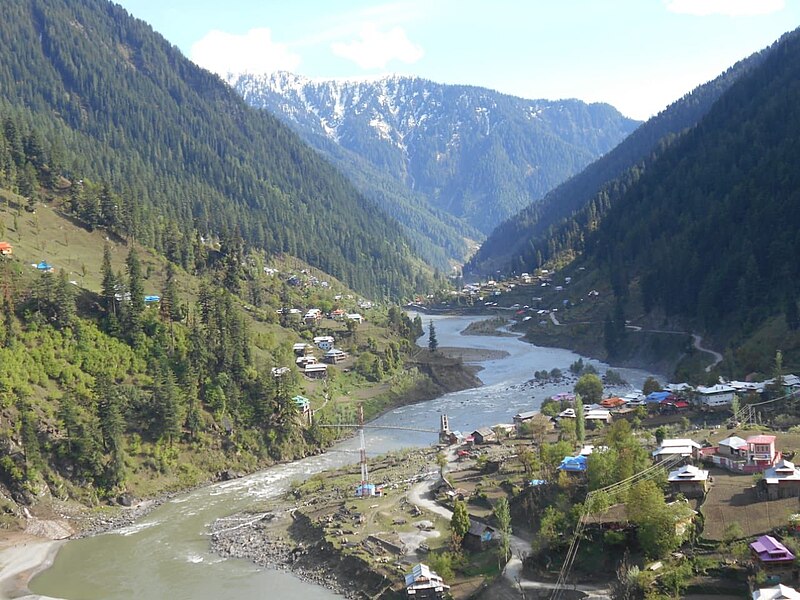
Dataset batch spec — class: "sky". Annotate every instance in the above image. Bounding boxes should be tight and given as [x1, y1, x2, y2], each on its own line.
[114, 0, 800, 120]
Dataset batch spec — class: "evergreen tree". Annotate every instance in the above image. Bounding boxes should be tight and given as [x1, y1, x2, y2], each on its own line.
[54, 268, 76, 329]
[100, 244, 120, 334]
[161, 261, 182, 323]
[493, 497, 512, 565]
[428, 320, 438, 353]
[124, 246, 145, 342]
[154, 367, 184, 445]
[20, 402, 41, 472]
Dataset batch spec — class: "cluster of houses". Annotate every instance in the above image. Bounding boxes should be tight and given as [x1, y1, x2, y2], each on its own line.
[289, 335, 351, 379]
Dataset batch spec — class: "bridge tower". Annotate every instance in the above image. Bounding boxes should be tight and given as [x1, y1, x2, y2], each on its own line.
[439, 414, 450, 443]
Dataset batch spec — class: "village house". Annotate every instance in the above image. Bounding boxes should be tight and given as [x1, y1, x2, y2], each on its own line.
[557, 408, 577, 420]
[600, 397, 627, 409]
[750, 535, 797, 582]
[292, 342, 314, 356]
[759, 459, 800, 500]
[446, 430, 465, 445]
[463, 521, 495, 552]
[329, 309, 346, 320]
[314, 336, 335, 351]
[303, 308, 322, 325]
[271, 366, 290, 378]
[668, 464, 710, 499]
[513, 410, 538, 430]
[295, 355, 318, 367]
[707, 434, 780, 473]
[404, 563, 450, 599]
[292, 395, 312, 424]
[345, 313, 363, 323]
[471, 428, 496, 445]
[652, 438, 702, 463]
[695, 384, 736, 407]
[753, 584, 800, 600]
[583, 503, 630, 532]
[303, 363, 328, 379]
[324, 348, 348, 364]
[0, 242, 12, 256]
[585, 407, 612, 424]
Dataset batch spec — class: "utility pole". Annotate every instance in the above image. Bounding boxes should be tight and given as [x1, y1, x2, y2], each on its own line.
[359, 404, 369, 495]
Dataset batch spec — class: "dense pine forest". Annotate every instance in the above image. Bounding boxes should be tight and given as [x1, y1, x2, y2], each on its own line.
[0, 0, 431, 300]
[465, 35, 776, 277]
[498, 28, 800, 374]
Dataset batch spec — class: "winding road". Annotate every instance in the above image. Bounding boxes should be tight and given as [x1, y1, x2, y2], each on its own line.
[407, 458, 610, 599]
[546, 312, 722, 373]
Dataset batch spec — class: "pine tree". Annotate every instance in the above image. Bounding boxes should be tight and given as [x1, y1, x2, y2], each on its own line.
[54, 268, 76, 329]
[100, 244, 120, 334]
[161, 261, 182, 323]
[428, 320, 438, 353]
[124, 245, 145, 342]
[20, 402, 41, 472]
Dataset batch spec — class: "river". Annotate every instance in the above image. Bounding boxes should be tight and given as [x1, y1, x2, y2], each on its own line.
[30, 314, 658, 600]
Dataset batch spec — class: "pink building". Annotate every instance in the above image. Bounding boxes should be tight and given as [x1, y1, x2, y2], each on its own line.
[706, 434, 780, 474]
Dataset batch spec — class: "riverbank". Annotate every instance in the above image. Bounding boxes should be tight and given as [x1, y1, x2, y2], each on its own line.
[209, 447, 443, 599]
[1, 341, 486, 600]
[0, 534, 62, 600]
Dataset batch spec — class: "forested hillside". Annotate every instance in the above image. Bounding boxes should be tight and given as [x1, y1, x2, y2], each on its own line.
[585, 29, 800, 332]
[465, 38, 775, 276]
[0, 179, 428, 508]
[512, 28, 800, 373]
[232, 72, 640, 250]
[0, 0, 427, 299]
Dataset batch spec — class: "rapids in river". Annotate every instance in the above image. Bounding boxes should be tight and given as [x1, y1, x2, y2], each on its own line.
[30, 314, 658, 599]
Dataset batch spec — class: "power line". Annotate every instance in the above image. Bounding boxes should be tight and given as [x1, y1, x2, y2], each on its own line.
[549, 454, 683, 600]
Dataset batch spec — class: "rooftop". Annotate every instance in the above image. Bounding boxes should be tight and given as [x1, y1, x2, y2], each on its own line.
[751, 535, 795, 563]
[668, 464, 709, 482]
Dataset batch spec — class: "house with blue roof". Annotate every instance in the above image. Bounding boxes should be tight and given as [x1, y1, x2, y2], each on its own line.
[646, 391, 672, 403]
[558, 454, 587, 472]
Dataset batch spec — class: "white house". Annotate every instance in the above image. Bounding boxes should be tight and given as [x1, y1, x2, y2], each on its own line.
[585, 408, 612, 424]
[753, 585, 800, 600]
[652, 438, 702, 462]
[345, 313, 363, 323]
[324, 348, 348, 364]
[695, 384, 735, 407]
[313, 336, 335, 351]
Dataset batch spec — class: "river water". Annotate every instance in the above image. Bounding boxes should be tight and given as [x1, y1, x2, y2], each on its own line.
[30, 314, 657, 600]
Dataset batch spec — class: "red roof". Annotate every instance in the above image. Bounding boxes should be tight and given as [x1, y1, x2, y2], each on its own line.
[0, 242, 12, 250]
[674, 401, 690, 409]
[748, 435, 777, 445]
[601, 397, 626, 408]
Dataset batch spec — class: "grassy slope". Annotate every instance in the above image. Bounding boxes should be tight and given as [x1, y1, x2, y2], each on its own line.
[0, 191, 477, 508]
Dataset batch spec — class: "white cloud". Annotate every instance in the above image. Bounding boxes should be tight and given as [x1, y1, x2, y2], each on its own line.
[331, 24, 424, 70]
[664, 0, 785, 17]
[190, 28, 301, 77]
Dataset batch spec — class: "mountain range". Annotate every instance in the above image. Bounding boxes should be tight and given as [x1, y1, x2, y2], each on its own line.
[230, 72, 640, 267]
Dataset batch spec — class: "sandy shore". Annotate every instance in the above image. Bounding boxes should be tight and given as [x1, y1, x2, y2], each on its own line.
[437, 346, 510, 363]
[0, 533, 63, 600]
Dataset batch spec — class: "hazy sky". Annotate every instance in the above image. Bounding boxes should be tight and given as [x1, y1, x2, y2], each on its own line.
[115, 0, 799, 120]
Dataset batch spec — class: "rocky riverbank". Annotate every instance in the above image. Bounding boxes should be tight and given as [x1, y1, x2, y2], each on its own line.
[210, 509, 404, 600]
